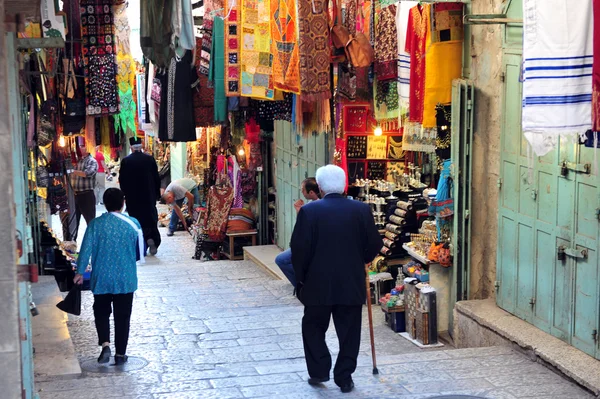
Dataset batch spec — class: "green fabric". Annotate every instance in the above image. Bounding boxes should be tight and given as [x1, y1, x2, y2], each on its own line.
[209, 17, 227, 123]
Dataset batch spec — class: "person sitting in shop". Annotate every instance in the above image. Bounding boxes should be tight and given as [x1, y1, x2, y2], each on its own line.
[161, 177, 201, 236]
[275, 177, 320, 289]
[74, 188, 144, 366]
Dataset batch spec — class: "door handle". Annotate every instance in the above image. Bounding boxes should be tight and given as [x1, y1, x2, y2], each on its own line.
[557, 246, 588, 261]
[560, 161, 590, 177]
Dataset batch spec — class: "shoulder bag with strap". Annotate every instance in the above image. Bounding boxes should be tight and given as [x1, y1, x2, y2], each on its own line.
[110, 212, 146, 265]
[344, 0, 374, 68]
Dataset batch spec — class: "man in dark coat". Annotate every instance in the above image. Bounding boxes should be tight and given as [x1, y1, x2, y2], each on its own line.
[119, 137, 162, 255]
[290, 165, 383, 394]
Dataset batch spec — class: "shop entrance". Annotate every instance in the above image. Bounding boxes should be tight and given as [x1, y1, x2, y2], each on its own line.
[497, 53, 600, 359]
[274, 121, 328, 249]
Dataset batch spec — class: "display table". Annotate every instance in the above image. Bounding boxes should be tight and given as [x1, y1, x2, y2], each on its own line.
[221, 230, 257, 260]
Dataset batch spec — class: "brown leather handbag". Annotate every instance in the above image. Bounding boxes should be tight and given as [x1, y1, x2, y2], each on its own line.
[344, 2, 373, 67]
[330, 0, 348, 62]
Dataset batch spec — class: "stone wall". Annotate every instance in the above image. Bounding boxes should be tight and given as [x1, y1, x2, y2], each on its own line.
[467, 0, 506, 300]
[0, 2, 23, 397]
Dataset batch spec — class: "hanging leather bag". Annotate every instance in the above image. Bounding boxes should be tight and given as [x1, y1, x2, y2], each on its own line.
[344, 0, 374, 68]
[62, 58, 86, 134]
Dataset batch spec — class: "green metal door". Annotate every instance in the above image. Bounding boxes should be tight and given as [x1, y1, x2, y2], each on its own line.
[497, 53, 600, 359]
[274, 121, 327, 249]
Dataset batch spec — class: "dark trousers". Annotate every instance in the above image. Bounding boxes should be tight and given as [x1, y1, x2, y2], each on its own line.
[302, 305, 362, 386]
[74, 190, 96, 235]
[93, 293, 134, 356]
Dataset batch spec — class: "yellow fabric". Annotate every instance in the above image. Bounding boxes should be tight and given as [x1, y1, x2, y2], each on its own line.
[422, 40, 462, 128]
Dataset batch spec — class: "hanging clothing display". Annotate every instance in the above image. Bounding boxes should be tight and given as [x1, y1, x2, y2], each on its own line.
[297, 0, 331, 100]
[204, 183, 235, 241]
[158, 51, 198, 142]
[522, 0, 593, 156]
[396, 1, 418, 118]
[405, 4, 431, 124]
[210, 17, 228, 122]
[240, 0, 274, 99]
[113, 2, 137, 137]
[80, 0, 120, 116]
[224, 0, 242, 97]
[270, 0, 301, 93]
[140, 0, 175, 68]
[193, 37, 215, 127]
[374, 4, 398, 82]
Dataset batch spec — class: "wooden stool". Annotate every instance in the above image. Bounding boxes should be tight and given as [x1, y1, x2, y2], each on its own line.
[221, 230, 257, 260]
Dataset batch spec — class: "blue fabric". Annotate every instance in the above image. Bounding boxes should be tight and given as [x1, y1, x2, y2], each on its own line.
[275, 249, 296, 288]
[77, 213, 140, 295]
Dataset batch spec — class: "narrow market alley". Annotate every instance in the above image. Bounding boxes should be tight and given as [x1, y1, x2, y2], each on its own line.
[33, 228, 594, 399]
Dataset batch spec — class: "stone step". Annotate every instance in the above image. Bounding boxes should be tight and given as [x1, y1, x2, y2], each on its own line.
[243, 245, 286, 281]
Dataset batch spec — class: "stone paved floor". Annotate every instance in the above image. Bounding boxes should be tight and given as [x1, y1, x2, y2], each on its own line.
[35, 227, 595, 399]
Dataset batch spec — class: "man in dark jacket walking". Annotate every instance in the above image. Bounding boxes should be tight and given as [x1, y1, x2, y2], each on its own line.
[290, 165, 383, 393]
[119, 137, 162, 255]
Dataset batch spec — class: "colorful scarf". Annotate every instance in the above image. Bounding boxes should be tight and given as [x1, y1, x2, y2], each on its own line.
[374, 4, 398, 81]
[113, 3, 137, 137]
[396, 1, 418, 119]
[209, 17, 228, 122]
[374, 78, 399, 130]
[405, 4, 430, 124]
[240, 0, 274, 99]
[522, 0, 593, 156]
[80, 0, 119, 116]
[224, 0, 241, 97]
[271, 0, 301, 93]
[194, 37, 215, 127]
[297, 0, 331, 100]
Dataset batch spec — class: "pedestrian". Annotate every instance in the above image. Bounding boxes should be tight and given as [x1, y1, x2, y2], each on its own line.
[161, 177, 201, 236]
[74, 188, 144, 365]
[275, 177, 320, 288]
[119, 137, 162, 255]
[94, 145, 108, 205]
[69, 141, 98, 237]
[290, 165, 383, 393]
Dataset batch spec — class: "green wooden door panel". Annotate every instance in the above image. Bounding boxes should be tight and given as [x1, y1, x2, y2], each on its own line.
[498, 215, 517, 313]
[533, 229, 554, 332]
[551, 237, 573, 342]
[572, 245, 598, 356]
[515, 223, 534, 321]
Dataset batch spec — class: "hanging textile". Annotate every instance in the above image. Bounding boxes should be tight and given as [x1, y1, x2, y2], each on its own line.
[396, 1, 418, 119]
[204, 180, 235, 241]
[113, 3, 137, 138]
[405, 4, 430, 124]
[193, 37, 215, 126]
[402, 123, 436, 153]
[374, 78, 399, 130]
[595, 0, 600, 131]
[209, 17, 228, 122]
[270, 0, 301, 93]
[199, 28, 213, 76]
[374, 4, 398, 82]
[297, 0, 331, 100]
[158, 51, 198, 142]
[140, 0, 174, 68]
[522, 0, 593, 156]
[80, 0, 119, 116]
[224, 0, 242, 97]
[422, 3, 462, 129]
[240, 0, 274, 99]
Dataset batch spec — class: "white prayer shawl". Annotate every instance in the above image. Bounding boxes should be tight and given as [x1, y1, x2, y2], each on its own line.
[522, 0, 593, 156]
[111, 212, 145, 265]
[396, 1, 418, 125]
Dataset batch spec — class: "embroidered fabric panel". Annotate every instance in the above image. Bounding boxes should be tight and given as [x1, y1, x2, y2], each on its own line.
[224, 0, 241, 97]
[80, 0, 120, 116]
[405, 4, 430, 124]
[270, 0, 301, 93]
[241, 0, 274, 99]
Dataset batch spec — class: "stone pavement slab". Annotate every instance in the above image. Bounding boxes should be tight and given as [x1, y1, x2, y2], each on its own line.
[35, 227, 596, 398]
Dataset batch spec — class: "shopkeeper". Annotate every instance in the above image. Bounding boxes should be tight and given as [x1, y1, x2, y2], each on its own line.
[70, 142, 99, 235]
[161, 178, 201, 236]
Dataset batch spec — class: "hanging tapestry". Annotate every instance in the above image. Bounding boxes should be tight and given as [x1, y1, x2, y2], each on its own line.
[374, 4, 398, 82]
[522, 0, 593, 156]
[594, 0, 600, 131]
[297, 0, 331, 100]
[270, 0, 301, 93]
[140, 0, 174, 68]
[199, 29, 213, 76]
[405, 4, 431, 124]
[194, 38, 215, 127]
[210, 17, 228, 122]
[374, 77, 399, 130]
[113, 3, 137, 137]
[396, 1, 418, 118]
[402, 122, 436, 153]
[224, 0, 242, 97]
[431, 2, 463, 43]
[80, 0, 119, 116]
[240, 0, 274, 99]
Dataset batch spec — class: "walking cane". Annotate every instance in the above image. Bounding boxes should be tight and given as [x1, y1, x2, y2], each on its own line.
[365, 264, 379, 375]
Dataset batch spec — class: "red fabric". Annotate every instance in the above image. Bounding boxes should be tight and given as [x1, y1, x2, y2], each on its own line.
[245, 118, 261, 143]
[405, 5, 430, 123]
[593, 0, 600, 130]
[335, 138, 348, 193]
[95, 152, 105, 173]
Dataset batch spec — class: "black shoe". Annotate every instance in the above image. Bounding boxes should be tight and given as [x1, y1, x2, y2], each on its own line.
[97, 346, 111, 364]
[340, 381, 354, 393]
[147, 239, 157, 255]
[166, 230, 174, 237]
[114, 355, 128, 366]
[308, 377, 329, 386]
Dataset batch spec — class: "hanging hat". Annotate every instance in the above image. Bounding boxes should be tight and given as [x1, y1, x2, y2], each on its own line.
[129, 137, 142, 146]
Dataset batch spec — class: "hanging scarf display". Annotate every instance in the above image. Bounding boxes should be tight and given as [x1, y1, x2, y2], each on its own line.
[224, 0, 242, 97]
[422, 3, 462, 129]
[396, 1, 417, 119]
[522, 0, 593, 156]
[80, 0, 120, 116]
[140, 0, 174, 68]
[193, 37, 215, 127]
[241, 0, 274, 99]
[374, 78, 399, 131]
[297, 0, 331, 100]
[113, 3, 137, 137]
[374, 4, 398, 81]
[270, 0, 301, 93]
[209, 17, 228, 122]
[405, 4, 430, 124]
